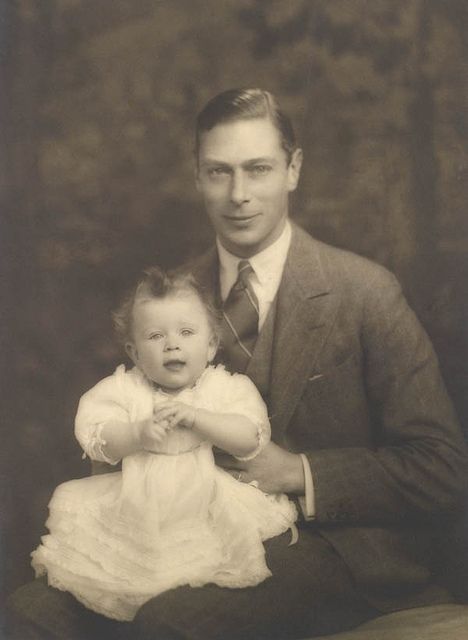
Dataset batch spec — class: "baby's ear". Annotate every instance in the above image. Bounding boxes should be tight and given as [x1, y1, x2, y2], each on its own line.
[125, 342, 138, 364]
[207, 334, 219, 363]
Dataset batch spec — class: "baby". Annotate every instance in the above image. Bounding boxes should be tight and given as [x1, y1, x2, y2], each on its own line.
[31, 266, 296, 621]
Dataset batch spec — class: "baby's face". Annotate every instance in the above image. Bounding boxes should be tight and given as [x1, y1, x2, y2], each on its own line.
[127, 292, 217, 393]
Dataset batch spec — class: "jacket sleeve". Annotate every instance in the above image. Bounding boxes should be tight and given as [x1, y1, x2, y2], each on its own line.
[306, 270, 468, 525]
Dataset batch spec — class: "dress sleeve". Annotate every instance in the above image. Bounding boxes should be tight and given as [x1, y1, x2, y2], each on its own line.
[74, 366, 132, 465]
[211, 368, 271, 461]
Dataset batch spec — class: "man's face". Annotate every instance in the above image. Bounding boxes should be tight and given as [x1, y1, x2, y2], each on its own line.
[196, 117, 302, 258]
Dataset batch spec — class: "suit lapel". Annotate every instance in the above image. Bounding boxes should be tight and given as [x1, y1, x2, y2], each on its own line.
[269, 226, 338, 440]
[191, 229, 339, 441]
[191, 247, 219, 307]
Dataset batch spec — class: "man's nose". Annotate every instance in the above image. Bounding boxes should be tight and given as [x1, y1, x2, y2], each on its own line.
[230, 171, 250, 206]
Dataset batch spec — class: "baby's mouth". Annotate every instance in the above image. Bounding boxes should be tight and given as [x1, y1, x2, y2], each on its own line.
[164, 359, 186, 371]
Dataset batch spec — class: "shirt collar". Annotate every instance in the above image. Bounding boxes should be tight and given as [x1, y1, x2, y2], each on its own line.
[217, 219, 292, 298]
[248, 219, 291, 286]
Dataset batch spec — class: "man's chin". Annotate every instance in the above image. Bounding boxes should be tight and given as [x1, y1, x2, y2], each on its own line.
[219, 230, 264, 258]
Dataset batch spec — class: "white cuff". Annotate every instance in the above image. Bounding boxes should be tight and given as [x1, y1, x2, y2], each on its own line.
[298, 453, 315, 520]
[81, 422, 120, 465]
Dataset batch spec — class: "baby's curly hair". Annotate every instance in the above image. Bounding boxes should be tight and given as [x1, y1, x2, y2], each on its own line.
[112, 266, 221, 347]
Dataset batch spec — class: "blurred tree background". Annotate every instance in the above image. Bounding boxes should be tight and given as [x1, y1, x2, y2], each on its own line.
[1, 0, 467, 608]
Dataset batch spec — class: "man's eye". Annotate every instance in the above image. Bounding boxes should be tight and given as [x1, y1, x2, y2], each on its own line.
[251, 165, 271, 175]
[208, 167, 229, 178]
[181, 329, 194, 337]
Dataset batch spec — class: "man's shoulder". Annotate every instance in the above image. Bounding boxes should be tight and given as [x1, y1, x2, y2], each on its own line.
[184, 246, 217, 276]
[291, 222, 397, 291]
[183, 223, 398, 294]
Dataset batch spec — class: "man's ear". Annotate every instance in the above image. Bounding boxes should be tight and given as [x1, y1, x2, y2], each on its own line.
[194, 159, 201, 192]
[125, 342, 138, 364]
[287, 148, 303, 192]
[207, 334, 219, 363]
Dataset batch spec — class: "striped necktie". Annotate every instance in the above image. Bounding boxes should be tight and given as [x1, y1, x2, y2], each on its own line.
[221, 260, 259, 373]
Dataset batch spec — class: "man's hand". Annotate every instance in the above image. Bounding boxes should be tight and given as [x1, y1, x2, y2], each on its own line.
[215, 441, 305, 495]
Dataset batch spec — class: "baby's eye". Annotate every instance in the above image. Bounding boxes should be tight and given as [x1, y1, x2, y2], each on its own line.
[181, 329, 194, 337]
[149, 333, 164, 341]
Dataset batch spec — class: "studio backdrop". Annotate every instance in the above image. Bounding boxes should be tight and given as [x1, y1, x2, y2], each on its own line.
[2, 0, 467, 606]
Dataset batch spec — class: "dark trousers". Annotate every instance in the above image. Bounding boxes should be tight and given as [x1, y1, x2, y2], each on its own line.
[6, 529, 378, 640]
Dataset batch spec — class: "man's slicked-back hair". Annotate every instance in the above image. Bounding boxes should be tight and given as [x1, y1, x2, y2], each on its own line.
[195, 88, 297, 163]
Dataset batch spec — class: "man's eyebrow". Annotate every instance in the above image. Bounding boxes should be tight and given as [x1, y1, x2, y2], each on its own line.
[242, 157, 277, 167]
[199, 158, 231, 167]
[200, 157, 276, 168]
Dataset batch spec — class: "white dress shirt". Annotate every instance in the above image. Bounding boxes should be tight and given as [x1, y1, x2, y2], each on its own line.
[216, 219, 315, 519]
[217, 219, 292, 329]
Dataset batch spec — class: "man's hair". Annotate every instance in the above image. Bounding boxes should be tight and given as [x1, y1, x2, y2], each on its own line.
[113, 266, 220, 346]
[195, 88, 297, 163]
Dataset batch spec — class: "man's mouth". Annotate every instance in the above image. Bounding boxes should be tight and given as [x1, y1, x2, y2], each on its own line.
[224, 213, 260, 225]
[164, 360, 186, 371]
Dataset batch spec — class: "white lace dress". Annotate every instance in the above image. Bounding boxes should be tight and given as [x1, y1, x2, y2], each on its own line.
[31, 365, 297, 621]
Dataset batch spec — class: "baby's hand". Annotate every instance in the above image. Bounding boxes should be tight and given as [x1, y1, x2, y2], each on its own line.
[139, 417, 171, 452]
[152, 401, 197, 431]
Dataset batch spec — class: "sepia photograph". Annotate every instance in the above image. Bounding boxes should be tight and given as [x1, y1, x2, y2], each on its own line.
[2, 1, 468, 638]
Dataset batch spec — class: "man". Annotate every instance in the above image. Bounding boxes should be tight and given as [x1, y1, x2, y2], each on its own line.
[7, 88, 467, 639]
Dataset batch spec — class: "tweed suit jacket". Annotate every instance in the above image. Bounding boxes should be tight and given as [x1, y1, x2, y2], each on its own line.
[191, 222, 468, 611]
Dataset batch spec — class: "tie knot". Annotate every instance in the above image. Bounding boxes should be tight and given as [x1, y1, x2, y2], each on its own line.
[236, 260, 254, 289]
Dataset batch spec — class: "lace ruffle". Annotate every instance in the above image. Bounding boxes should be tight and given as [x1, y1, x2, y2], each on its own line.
[80, 422, 120, 465]
[32, 486, 276, 621]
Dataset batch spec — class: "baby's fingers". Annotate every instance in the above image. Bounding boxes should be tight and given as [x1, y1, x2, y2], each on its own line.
[148, 422, 169, 440]
[153, 404, 177, 422]
[141, 421, 170, 451]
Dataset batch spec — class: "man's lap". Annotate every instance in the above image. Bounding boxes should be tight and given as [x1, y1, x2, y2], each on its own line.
[5, 577, 131, 640]
[6, 530, 377, 640]
[135, 530, 377, 640]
